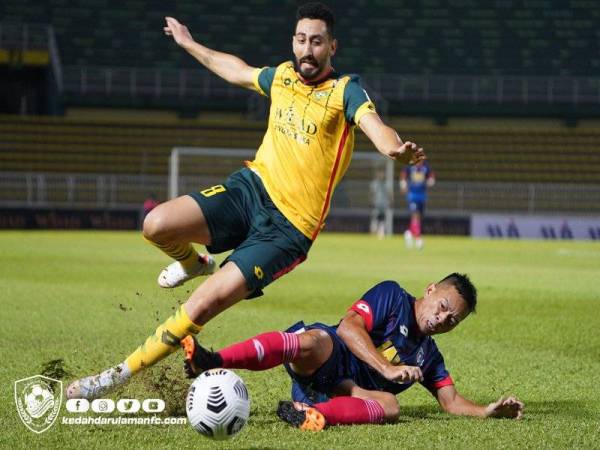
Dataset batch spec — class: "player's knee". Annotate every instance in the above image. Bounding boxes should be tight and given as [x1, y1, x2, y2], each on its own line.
[288, 330, 332, 377]
[380, 394, 400, 422]
[143, 208, 170, 243]
[298, 329, 329, 357]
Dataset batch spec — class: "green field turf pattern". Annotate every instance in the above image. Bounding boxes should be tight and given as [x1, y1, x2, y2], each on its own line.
[0, 231, 599, 449]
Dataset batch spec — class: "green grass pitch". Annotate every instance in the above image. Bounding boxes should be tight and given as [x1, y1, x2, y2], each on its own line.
[1, 231, 599, 449]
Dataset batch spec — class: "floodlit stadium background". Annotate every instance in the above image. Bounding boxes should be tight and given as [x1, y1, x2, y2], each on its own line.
[1, 0, 599, 236]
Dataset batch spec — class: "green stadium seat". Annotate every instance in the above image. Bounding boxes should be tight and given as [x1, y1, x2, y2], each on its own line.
[2, 1, 593, 76]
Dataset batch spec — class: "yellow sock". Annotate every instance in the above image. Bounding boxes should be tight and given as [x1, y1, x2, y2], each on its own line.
[144, 236, 200, 270]
[125, 305, 202, 374]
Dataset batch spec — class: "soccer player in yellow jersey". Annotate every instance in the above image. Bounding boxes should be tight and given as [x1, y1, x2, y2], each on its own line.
[67, 2, 426, 399]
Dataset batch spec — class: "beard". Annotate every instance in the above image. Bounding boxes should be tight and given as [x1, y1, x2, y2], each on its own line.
[294, 56, 322, 80]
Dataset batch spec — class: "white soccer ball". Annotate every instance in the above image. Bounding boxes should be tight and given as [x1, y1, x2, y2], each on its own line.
[186, 368, 250, 440]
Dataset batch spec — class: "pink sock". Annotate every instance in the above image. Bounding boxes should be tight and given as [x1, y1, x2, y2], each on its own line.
[314, 397, 385, 425]
[410, 217, 421, 238]
[218, 331, 300, 371]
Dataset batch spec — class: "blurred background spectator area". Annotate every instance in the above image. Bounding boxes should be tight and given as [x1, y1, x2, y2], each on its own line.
[0, 1, 598, 230]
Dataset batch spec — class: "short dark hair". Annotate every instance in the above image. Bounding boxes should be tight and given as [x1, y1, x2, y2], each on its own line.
[296, 2, 335, 37]
[438, 273, 477, 313]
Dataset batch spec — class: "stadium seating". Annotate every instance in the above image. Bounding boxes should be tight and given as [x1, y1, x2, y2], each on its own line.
[2, 115, 599, 185]
[0, 115, 264, 176]
[1, 114, 599, 213]
[1, 1, 599, 76]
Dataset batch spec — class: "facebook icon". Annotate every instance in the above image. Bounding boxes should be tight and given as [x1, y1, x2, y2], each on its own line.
[66, 398, 90, 413]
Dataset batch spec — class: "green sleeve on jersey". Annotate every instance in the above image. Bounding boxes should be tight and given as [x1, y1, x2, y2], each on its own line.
[258, 67, 276, 97]
[343, 75, 372, 124]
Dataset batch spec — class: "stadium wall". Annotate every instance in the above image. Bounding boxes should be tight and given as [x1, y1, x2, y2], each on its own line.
[471, 214, 600, 240]
[0, 207, 470, 236]
[0, 207, 141, 230]
[4, 208, 599, 242]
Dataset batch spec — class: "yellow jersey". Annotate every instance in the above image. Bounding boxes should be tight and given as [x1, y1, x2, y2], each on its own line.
[248, 61, 376, 240]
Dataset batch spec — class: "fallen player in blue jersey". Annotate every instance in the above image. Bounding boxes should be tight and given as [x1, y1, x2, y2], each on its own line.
[181, 273, 524, 430]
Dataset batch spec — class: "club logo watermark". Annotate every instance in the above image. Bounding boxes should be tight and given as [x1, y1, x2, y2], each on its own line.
[15, 374, 185, 432]
[14, 375, 62, 434]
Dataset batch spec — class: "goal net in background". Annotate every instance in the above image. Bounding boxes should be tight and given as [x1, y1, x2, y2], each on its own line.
[169, 147, 395, 235]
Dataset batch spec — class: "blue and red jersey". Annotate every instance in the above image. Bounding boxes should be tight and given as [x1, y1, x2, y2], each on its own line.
[285, 281, 453, 403]
[348, 281, 453, 394]
[402, 162, 434, 203]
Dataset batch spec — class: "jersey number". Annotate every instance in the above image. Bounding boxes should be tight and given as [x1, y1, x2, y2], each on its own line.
[200, 185, 226, 197]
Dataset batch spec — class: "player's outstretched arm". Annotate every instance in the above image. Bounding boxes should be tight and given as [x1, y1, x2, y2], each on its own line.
[337, 311, 423, 383]
[164, 17, 256, 89]
[358, 113, 425, 165]
[484, 395, 524, 419]
[435, 385, 524, 419]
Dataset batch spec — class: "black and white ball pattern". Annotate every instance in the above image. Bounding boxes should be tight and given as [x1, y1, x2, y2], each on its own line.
[186, 369, 251, 440]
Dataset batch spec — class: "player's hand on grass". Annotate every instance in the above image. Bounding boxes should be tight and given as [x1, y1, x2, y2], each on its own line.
[485, 396, 524, 419]
[384, 365, 424, 383]
[389, 141, 425, 165]
[164, 17, 195, 49]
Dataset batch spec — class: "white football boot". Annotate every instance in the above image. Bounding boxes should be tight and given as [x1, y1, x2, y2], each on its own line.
[66, 363, 131, 400]
[158, 254, 216, 288]
[404, 230, 414, 249]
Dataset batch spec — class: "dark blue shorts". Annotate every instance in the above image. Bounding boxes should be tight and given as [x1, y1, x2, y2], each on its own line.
[189, 168, 312, 298]
[408, 199, 425, 215]
[283, 321, 383, 405]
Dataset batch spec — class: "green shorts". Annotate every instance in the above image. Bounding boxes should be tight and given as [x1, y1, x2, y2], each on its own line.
[189, 168, 312, 298]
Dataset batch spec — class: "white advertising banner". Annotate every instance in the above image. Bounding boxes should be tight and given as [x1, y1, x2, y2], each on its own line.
[471, 214, 600, 240]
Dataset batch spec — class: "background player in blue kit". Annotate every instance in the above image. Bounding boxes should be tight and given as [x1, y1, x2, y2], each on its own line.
[181, 273, 524, 431]
[400, 161, 435, 249]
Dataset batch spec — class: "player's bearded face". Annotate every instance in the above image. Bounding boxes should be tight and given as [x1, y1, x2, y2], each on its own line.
[293, 19, 336, 81]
